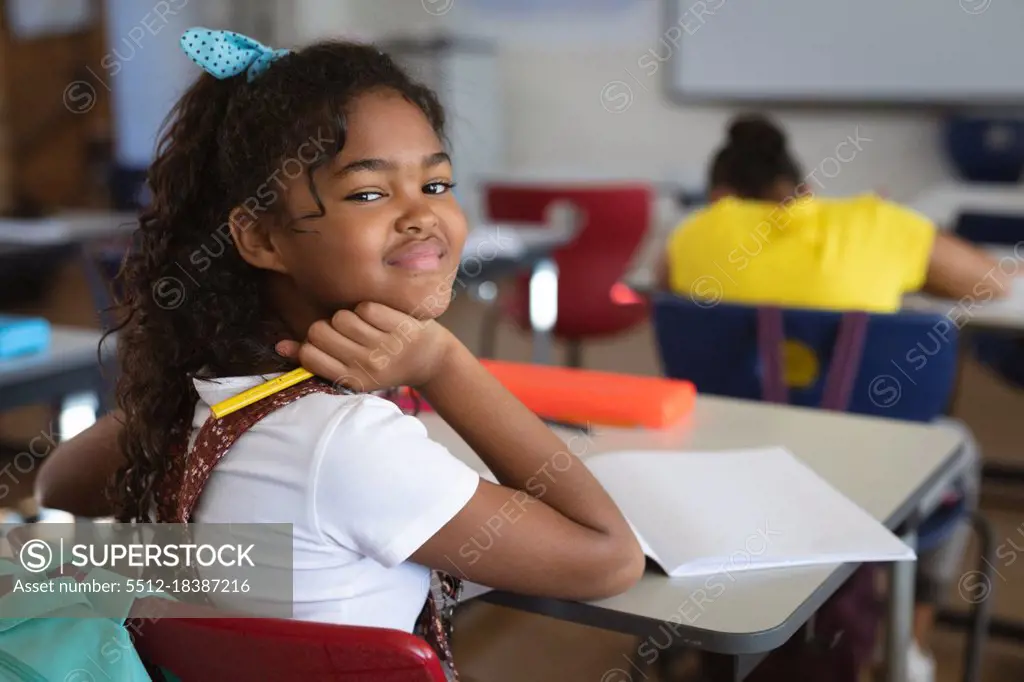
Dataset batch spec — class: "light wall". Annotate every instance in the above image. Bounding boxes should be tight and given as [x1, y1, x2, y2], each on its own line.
[280, 0, 956, 204]
[497, 46, 952, 202]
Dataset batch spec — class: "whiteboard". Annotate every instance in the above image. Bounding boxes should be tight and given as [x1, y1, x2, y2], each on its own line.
[664, 0, 1024, 104]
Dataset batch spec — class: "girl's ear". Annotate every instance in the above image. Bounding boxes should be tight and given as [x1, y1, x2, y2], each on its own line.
[229, 207, 289, 274]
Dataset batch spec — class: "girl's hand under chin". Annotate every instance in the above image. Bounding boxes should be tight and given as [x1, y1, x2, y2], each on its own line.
[276, 301, 462, 393]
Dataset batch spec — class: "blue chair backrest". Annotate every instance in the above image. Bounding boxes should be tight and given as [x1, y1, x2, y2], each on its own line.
[652, 294, 958, 422]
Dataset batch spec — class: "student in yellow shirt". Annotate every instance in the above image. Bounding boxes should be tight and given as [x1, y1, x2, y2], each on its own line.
[657, 115, 1010, 310]
[658, 115, 1004, 682]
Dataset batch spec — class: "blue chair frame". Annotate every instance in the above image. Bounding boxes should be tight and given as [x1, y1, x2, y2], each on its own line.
[652, 294, 957, 422]
[652, 293, 994, 682]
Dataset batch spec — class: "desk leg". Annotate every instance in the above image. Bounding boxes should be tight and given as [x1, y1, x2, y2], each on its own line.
[885, 531, 918, 682]
[699, 652, 768, 682]
[702, 655, 740, 682]
[528, 257, 558, 365]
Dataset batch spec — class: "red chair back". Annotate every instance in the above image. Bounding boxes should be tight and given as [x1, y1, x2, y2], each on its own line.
[484, 184, 652, 339]
[129, 597, 447, 682]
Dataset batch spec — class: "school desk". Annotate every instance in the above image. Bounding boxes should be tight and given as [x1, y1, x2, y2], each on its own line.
[461, 213, 579, 364]
[902, 248, 1024, 624]
[621, 226, 668, 295]
[0, 326, 115, 414]
[419, 396, 965, 682]
[0, 211, 138, 248]
[902, 245, 1024, 453]
[902, 247, 1024, 333]
[910, 181, 1024, 230]
[0, 212, 137, 310]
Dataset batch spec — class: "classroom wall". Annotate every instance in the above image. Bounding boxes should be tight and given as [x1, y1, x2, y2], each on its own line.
[103, 0, 208, 170]
[497, 48, 953, 202]
[281, 0, 956, 205]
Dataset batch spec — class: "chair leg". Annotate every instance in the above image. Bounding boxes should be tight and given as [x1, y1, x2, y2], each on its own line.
[566, 340, 583, 368]
[962, 512, 995, 682]
[478, 303, 502, 359]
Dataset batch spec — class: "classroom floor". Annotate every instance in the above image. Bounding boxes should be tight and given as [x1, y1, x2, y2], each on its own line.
[439, 291, 1024, 682]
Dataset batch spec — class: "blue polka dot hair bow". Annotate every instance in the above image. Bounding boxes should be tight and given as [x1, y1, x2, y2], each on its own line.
[180, 27, 290, 83]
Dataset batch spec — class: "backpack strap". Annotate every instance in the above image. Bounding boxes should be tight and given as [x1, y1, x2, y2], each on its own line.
[756, 306, 788, 404]
[756, 307, 871, 412]
[165, 378, 341, 522]
[820, 312, 870, 412]
[156, 377, 461, 681]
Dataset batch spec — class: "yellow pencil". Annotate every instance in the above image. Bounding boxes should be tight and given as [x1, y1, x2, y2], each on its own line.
[210, 367, 314, 418]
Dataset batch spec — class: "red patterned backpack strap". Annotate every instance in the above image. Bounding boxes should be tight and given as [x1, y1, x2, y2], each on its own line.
[819, 312, 870, 412]
[156, 378, 339, 522]
[177, 378, 340, 521]
[756, 306, 788, 403]
[158, 376, 462, 680]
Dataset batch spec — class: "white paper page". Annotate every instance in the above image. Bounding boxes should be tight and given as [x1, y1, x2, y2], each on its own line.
[626, 519, 658, 562]
[585, 447, 915, 578]
[476, 464, 662, 563]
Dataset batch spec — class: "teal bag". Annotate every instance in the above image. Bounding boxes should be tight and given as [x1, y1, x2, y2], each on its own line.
[0, 559, 174, 682]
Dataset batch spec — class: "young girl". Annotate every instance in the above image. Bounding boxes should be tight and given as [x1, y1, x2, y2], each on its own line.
[40, 29, 643, 678]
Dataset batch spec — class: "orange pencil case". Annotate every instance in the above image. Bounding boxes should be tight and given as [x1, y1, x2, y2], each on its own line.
[480, 360, 696, 429]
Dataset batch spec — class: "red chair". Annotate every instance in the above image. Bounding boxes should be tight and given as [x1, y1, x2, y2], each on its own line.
[129, 597, 447, 682]
[480, 184, 653, 367]
[2, 524, 447, 682]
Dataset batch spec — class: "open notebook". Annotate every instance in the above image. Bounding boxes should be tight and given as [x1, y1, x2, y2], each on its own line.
[484, 446, 914, 578]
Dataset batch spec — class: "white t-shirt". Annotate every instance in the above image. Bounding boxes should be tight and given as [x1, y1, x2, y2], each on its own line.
[186, 373, 481, 633]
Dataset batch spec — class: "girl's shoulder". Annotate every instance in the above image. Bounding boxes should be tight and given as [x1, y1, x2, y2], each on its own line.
[284, 388, 440, 457]
[192, 373, 438, 461]
[819, 193, 928, 230]
[283, 388, 419, 439]
[193, 375, 413, 447]
[672, 197, 777, 240]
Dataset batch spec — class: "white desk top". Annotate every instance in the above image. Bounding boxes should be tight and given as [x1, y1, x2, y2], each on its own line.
[0, 326, 115, 387]
[910, 180, 1024, 228]
[901, 247, 1024, 332]
[0, 211, 137, 247]
[903, 287, 1024, 332]
[461, 222, 577, 265]
[420, 396, 962, 651]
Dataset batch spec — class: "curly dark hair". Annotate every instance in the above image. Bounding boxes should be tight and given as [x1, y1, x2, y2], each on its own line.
[109, 40, 446, 522]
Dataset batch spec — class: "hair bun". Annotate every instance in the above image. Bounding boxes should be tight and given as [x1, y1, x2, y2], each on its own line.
[727, 114, 786, 157]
